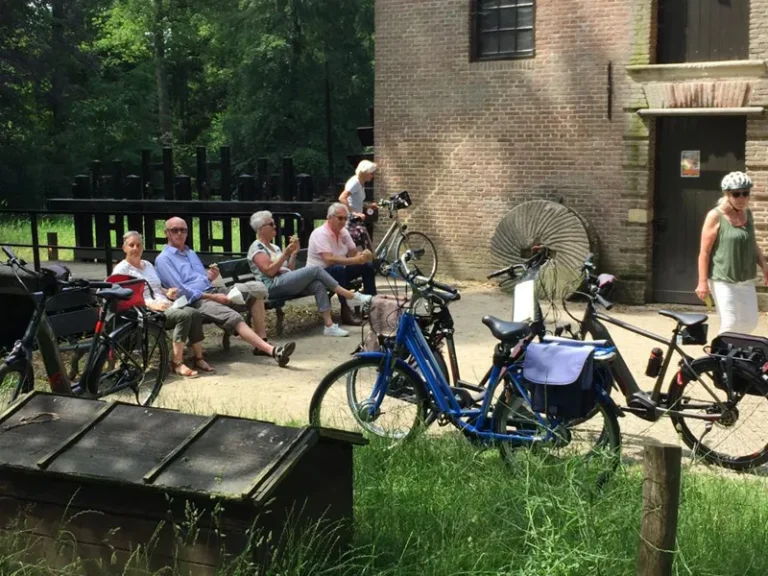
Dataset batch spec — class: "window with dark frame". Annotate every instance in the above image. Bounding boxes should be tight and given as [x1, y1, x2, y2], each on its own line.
[472, 0, 535, 61]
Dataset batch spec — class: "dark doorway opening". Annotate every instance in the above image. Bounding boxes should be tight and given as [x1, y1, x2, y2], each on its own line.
[652, 116, 746, 304]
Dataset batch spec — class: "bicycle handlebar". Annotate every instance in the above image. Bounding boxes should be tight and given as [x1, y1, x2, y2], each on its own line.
[595, 293, 613, 311]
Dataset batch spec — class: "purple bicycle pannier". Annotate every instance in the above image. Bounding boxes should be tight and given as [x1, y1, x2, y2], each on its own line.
[523, 343, 596, 420]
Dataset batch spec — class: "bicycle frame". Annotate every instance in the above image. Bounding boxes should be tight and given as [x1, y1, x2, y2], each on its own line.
[575, 297, 728, 421]
[360, 309, 581, 444]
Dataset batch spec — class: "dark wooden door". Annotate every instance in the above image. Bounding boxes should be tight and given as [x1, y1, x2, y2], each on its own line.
[658, 0, 749, 63]
[652, 116, 746, 304]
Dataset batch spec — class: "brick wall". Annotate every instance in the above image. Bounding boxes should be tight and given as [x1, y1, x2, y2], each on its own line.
[375, 0, 768, 304]
[375, 0, 646, 299]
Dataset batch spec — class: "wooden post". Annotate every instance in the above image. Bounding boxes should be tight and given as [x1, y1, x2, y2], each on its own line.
[281, 157, 295, 201]
[296, 173, 314, 202]
[220, 146, 232, 201]
[257, 158, 269, 200]
[72, 175, 94, 261]
[47, 232, 58, 262]
[238, 175, 257, 253]
[124, 175, 144, 236]
[162, 147, 174, 200]
[637, 443, 682, 576]
[112, 160, 123, 199]
[197, 147, 210, 253]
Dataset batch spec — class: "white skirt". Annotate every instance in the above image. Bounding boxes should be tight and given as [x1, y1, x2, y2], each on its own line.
[709, 279, 758, 335]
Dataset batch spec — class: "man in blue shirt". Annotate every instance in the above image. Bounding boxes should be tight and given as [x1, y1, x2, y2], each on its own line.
[155, 217, 296, 367]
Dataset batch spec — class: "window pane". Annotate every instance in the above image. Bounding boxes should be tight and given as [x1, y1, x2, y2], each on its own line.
[517, 6, 533, 28]
[499, 7, 516, 29]
[480, 7, 499, 32]
[479, 32, 499, 55]
[517, 29, 534, 52]
[499, 31, 516, 54]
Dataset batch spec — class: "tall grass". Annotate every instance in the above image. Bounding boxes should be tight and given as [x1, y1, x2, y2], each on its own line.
[1, 434, 768, 574]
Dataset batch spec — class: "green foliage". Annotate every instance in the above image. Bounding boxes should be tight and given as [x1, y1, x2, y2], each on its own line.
[0, 0, 374, 207]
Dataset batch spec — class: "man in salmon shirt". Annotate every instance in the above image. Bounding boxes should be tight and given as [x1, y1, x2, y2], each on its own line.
[306, 203, 377, 325]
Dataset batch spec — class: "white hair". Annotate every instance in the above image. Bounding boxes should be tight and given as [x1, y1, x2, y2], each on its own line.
[250, 211, 273, 232]
[355, 160, 377, 177]
[123, 230, 143, 244]
[327, 203, 349, 219]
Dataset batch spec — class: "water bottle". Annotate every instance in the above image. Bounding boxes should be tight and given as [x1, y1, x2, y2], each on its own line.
[645, 347, 663, 378]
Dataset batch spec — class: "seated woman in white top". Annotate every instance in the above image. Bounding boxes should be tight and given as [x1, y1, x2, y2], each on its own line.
[112, 231, 214, 377]
[246, 211, 371, 338]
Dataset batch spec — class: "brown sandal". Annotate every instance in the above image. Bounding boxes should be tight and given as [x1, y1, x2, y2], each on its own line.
[171, 362, 199, 379]
[194, 358, 216, 373]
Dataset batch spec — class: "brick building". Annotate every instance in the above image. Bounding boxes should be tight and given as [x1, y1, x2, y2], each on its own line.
[374, 0, 768, 304]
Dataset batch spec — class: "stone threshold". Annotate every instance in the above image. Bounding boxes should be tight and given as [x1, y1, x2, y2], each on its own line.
[637, 107, 764, 117]
[627, 60, 767, 81]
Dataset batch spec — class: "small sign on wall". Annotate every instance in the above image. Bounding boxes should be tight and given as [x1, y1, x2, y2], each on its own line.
[681, 150, 700, 178]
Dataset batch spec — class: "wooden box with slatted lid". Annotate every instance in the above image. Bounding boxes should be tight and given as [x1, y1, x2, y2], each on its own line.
[0, 392, 366, 575]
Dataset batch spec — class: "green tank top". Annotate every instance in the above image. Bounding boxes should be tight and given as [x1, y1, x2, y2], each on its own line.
[709, 209, 756, 283]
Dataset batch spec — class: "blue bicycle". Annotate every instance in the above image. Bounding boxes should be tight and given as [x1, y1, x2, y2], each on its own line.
[308, 249, 623, 470]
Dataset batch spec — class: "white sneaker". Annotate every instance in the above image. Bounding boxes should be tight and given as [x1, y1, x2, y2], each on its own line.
[347, 292, 373, 305]
[324, 323, 349, 337]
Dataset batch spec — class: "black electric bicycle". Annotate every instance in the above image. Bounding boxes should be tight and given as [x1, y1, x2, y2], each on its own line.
[0, 247, 170, 407]
[558, 254, 768, 471]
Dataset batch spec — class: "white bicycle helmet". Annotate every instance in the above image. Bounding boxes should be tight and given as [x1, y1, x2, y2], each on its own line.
[721, 171, 753, 191]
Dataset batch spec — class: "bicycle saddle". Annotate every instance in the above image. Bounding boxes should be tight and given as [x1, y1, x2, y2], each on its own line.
[95, 286, 134, 301]
[482, 316, 530, 343]
[658, 310, 707, 327]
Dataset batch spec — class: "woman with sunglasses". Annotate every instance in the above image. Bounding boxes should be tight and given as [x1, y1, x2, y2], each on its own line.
[696, 171, 768, 334]
[247, 211, 372, 337]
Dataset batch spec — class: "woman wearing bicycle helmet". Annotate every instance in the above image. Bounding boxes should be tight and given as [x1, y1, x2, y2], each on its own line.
[696, 171, 768, 334]
[339, 160, 377, 249]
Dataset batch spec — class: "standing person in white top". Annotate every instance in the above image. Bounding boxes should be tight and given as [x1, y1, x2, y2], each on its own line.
[339, 160, 377, 249]
[112, 231, 213, 378]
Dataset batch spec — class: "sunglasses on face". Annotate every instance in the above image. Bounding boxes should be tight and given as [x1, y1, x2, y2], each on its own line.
[167, 227, 188, 234]
[334, 215, 348, 222]
[264, 222, 276, 228]
[730, 190, 751, 199]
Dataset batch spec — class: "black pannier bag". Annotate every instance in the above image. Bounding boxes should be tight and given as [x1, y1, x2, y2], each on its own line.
[523, 343, 597, 421]
[709, 332, 768, 396]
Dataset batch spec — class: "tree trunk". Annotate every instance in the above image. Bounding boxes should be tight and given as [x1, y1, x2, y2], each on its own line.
[153, 0, 171, 145]
[50, 0, 67, 135]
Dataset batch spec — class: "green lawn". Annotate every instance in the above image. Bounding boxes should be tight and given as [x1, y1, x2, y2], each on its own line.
[2, 435, 767, 575]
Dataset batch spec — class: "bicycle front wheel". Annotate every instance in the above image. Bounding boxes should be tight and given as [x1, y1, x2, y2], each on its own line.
[308, 356, 428, 442]
[396, 231, 438, 284]
[492, 389, 621, 476]
[88, 322, 169, 406]
[668, 357, 768, 471]
[0, 363, 34, 407]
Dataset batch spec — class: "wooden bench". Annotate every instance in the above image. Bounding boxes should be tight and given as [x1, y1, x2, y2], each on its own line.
[216, 249, 361, 342]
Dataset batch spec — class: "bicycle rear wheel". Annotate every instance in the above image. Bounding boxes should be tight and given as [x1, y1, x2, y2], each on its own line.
[88, 322, 169, 406]
[668, 357, 768, 471]
[492, 388, 621, 479]
[0, 363, 34, 406]
[396, 231, 438, 284]
[309, 356, 428, 442]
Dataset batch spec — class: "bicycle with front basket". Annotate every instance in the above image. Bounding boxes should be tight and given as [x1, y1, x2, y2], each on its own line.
[0, 247, 169, 407]
[310, 249, 622, 476]
[559, 254, 768, 471]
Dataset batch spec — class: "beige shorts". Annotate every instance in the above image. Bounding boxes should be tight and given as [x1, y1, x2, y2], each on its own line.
[193, 281, 267, 334]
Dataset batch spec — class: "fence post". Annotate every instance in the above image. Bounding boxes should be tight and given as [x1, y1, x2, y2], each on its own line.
[220, 146, 232, 201]
[197, 147, 210, 252]
[140, 149, 157, 251]
[281, 157, 295, 201]
[238, 175, 257, 253]
[175, 175, 194, 248]
[112, 160, 123, 199]
[162, 147, 174, 200]
[219, 146, 232, 253]
[124, 175, 144, 236]
[257, 158, 269, 200]
[297, 173, 314, 202]
[72, 174, 94, 261]
[47, 232, 58, 262]
[637, 443, 682, 576]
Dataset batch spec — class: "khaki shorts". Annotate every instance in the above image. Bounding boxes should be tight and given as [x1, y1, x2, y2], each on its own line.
[193, 281, 267, 334]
